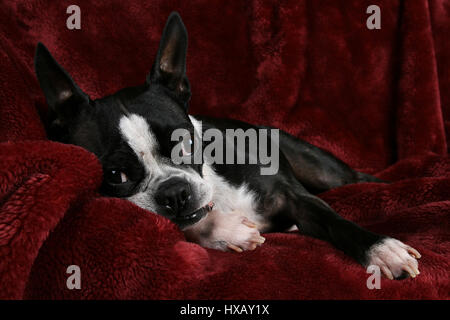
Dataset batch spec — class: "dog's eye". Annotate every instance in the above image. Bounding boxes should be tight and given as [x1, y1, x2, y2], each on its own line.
[181, 134, 193, 156]
[107, 170, 128, 184]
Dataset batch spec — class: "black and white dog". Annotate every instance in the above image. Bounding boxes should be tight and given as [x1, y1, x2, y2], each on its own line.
[34, 12, 420, 280]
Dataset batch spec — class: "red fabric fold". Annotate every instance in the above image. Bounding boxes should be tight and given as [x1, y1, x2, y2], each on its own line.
[395, 0, 447, 159]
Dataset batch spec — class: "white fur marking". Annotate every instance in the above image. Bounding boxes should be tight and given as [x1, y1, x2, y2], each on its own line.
[119, 114, 162, 175]
[189, 115, 201, 134]
[202, 163, 267, 230]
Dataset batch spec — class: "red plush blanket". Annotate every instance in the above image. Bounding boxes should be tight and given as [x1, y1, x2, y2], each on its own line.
[0, 0, 449, 299]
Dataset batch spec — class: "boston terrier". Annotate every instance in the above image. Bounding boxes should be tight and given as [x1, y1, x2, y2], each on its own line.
[34, 12, 421, 280]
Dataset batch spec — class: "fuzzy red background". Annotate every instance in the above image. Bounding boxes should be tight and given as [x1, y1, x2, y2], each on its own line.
[0, 0, 449, 299]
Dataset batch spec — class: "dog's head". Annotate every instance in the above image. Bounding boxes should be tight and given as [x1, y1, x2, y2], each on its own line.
[34, 12, 213, 229]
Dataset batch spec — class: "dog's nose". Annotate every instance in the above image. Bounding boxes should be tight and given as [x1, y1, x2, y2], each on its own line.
[155, 178, 192, 215]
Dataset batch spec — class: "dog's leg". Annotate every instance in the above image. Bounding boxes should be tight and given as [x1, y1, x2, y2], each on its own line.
[286, 190, 420, 280]
[275, 128, 386, 194]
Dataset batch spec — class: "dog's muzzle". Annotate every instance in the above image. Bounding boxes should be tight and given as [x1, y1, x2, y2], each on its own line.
[173, 201, 214, 228]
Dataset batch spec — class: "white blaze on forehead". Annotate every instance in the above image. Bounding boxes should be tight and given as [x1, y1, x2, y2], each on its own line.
[189, 115, 201, 135]
[119, 114, 162, 174]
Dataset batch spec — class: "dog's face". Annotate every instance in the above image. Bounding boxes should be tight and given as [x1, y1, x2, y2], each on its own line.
[35, 13, 213, 229]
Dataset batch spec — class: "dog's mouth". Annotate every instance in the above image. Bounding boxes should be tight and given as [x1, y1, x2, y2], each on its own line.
[173, 201, 214, 228]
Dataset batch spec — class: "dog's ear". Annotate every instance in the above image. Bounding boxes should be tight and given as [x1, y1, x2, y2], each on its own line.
[148, 12, 191, 109]
[34, 43, 89, 119]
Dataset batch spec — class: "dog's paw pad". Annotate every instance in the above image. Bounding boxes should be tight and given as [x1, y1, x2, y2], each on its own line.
[366, 238, 421, 280]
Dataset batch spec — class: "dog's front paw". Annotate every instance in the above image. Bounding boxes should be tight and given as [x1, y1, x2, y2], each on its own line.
[184, 210, 265, 252]
[366, 238, 421, 280]
[223, 217, 266, 252]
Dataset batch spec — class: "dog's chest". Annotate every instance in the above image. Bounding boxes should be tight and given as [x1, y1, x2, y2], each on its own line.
[202, 164, 267, 229]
